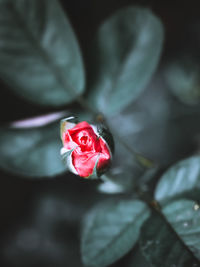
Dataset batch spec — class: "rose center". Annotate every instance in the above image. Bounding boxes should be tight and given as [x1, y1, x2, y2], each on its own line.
[80, 136, 88, 145]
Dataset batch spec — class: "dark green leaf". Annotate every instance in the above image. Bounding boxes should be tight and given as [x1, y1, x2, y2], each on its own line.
[155, 156, 200, 204]
[107, 71, 200, 166]
[128, 246, 150, 267]
[0, 0, 85, 106]
[87, 6, 164, 115]
[163, 199, 200, 260]
[0, 120, 65, 177]
[164, 56, 200, 105]
[140, 211, 200, 267]
[81, 199, 150, 267]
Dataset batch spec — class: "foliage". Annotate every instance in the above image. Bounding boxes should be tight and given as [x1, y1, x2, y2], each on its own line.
[0, 1, 200, 267]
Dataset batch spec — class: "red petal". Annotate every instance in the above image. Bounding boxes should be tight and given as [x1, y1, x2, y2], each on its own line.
[72, 149, 99, 178]
[68, 121, 93, 134]
[63, 131, 77, 150]
[68, 121, 98, 150]
[64, 122, 112, 177]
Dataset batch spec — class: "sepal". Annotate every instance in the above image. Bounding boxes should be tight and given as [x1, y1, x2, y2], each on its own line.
[60, 147, 78, 175]
[96, 123, 114, 154]
[87, 155, 100, 180]
[60, 116, 78, 143]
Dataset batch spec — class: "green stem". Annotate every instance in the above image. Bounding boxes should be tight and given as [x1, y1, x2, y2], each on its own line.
[111, 128, 155, 170]
[76, 96, 154, 171]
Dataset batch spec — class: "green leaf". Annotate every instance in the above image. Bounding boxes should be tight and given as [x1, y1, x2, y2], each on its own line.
[0, 121, 65, 177]
[155, 156, 200, 204]
[164, 56, 200, 105]
[163, 199, 200, 260]
[87, 6, 164, 115]
[0, 0, 85, 106]
[81, 199, 150, 267]
[128, 246, 152, 267]
[140, 211, 200, 267]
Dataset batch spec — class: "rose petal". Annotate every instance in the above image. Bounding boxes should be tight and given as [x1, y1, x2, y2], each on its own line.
[63, 131, 77, 150]
[68, 121, 98, 151]
[68, 121, 93, 133]
[62, 121, 112, 178]
[72, 149, 99, 178]
[60, 119, 76, 143]
[73, 130, 95, 151]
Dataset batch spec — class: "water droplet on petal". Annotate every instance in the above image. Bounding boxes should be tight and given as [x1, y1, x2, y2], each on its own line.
[183, 222, 189, 227]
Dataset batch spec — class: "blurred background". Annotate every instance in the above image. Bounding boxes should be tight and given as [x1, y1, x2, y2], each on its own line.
[0, 0, 200, 266]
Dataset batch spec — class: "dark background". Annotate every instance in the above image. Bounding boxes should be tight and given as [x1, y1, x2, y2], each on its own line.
[0, 0, 199, 266]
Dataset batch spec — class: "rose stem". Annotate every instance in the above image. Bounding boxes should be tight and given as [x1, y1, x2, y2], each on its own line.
[76, 96, 154, 170]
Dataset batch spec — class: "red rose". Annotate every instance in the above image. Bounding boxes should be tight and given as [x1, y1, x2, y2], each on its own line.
[61, 120, 112, 178]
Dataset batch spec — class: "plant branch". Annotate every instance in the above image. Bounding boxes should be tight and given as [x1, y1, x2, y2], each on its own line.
[76, 96, 155, 171]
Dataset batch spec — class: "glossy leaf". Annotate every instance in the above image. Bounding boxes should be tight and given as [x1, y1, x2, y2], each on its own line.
[163, 199, 200, 260]
[0, 120, 65, 177]
[140, 211, 200, 267]
[0, 0, 85, 106]
[81, 199, 150, 267]
[155, 156, 200, 204]
[87, 6, 164, 115]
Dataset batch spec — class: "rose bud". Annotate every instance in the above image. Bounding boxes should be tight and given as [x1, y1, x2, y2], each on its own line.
[60, 117, 113, 179]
